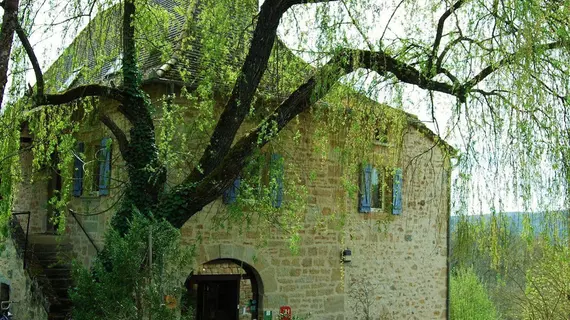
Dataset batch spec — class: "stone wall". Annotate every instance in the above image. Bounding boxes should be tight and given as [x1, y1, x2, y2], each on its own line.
[12, 135, 49, 234]
[0, 237, 48, 320]
[179, 116, 451, 319]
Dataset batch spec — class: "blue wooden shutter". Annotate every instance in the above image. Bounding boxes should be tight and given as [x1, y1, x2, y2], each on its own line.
[270, 153, 284, 208]
[359, 164, 372, 213]
[72, 142, 84, 197]
[392, 168, 403, 215]
[223, 178, 240, 204]
[99, 138, 112, 195]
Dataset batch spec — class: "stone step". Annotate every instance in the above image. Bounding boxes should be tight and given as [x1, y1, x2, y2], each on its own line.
[48, 313, 72, 320]
[50, 278, 73, 289]
[28, 233, 71, 246]
[35, 256, 73, 267]
[50, 302, 73, 312]
[52, 302, 72, 311]
[51, 289, 72, 299]
[30, 246, 74, 256]
[26, 233, 75, 320]
[44, 268, 72, 279]
[32, 246, 74, 255]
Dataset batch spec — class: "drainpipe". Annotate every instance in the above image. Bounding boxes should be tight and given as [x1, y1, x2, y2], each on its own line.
[446, 207, 451, 319]
[445, 162, 453, 320]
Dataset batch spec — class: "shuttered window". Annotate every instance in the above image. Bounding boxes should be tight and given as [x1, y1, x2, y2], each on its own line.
[223, 178, 241, 204]
[72, 142, 84, 197]
[98, 138, 112, 196]
[392, 168, 403, 215]
[270, 153, 284, 208]
[359, 164, 373, 213]
[359, 164, 403, 215]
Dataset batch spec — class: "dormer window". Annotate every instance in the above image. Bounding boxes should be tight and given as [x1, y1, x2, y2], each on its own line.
[59, 67, 82, 92]
[104, 54, 122, 78]
[373, 127, 389, 146]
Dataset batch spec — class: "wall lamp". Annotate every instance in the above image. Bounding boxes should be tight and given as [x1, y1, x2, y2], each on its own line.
[341, 248, 352, 263]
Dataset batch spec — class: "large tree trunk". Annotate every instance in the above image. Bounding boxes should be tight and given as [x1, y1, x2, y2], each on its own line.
[109, 0, 167, 235]
[0, 0, 20, 109]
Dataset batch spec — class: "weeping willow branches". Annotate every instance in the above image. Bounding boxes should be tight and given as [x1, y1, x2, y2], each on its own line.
[2, 0, 570, 230]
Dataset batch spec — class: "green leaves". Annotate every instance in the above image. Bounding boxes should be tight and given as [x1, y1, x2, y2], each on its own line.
[71, 214, 195, 320]
[451, 267, 499, 320]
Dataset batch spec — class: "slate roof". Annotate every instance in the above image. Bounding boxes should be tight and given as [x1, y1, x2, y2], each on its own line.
[46, 0, 208, 92]
[42, 0, 454, 153]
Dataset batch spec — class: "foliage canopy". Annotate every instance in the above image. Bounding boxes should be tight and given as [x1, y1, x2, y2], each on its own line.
[0, 0, 567, 233]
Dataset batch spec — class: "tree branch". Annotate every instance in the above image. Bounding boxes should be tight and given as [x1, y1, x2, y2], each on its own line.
[462, 41, 568, 91]
[0, 0, 20, 109]
[122, 0, 140, 93]
[42, 84, 125, 105]
[166, 47, 462, 227]
[353, 49, 466, 100]
[166, 24, 569, 227]
[99, 113, 129, 157]
[189, 0, 336, 182]
[15, 21, 44, 97]
[15, 21, 125, 107]
[426, 0, 466, 76]
[289, 0, 339, 4]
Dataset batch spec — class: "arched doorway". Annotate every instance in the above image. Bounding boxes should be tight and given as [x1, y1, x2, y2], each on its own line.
[183, 259, 263, 320]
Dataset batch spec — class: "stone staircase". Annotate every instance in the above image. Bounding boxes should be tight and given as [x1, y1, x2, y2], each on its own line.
[28, 235, 74, 320]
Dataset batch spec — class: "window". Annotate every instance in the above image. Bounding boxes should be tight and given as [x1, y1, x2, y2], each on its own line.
[373, 127, 389, 145]
[72, 142, 85, 197]
[359, 164, 386, 212]
[95, 138, 112, 196]
[359, 164, 403, 215]
[370, 166, 385, 209]
[59, 67, 82, 92]
[73, 138, 111, 197]
[223, 152, 284, 208]
[222, 178, 240, 204]
[269, 153, 284, 208]
[92, 143, 102, 192]
[104, 54, 122, 78]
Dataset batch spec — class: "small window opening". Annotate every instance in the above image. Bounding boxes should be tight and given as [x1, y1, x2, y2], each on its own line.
[59, 67, 82, 92]
[373, 127, 388, 145]
[104, 54, 123, 78]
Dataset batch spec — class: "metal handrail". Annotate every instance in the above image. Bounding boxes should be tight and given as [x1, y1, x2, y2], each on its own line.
[68, 209, 100, 254]
[11, 211, 30, 269]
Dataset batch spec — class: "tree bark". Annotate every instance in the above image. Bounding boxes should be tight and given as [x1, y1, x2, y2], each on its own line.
[0, 0, 20, 109]
[110, 0, 167, 235]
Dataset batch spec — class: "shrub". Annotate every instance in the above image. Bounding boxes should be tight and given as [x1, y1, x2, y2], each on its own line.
[70, 214, 195, 319]
[451, 267, 499, 320]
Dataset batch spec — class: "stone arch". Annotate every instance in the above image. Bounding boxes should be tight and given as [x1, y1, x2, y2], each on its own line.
[183, 243, 277, 319]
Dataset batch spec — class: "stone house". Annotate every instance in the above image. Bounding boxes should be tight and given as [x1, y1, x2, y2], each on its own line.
[2, 1, 453, 319]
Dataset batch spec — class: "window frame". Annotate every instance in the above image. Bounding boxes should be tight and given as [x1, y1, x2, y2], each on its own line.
[74, 138, 112, 197]
[359, 163, 394, 214]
